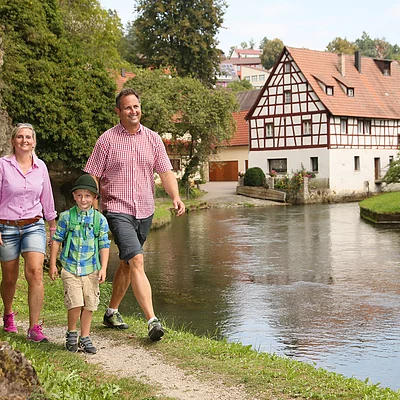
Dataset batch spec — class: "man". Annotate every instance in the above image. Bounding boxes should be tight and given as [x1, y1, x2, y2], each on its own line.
[84, 88, 185, 341]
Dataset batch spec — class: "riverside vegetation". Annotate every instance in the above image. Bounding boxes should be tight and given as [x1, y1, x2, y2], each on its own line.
[1, 190, 399, 399]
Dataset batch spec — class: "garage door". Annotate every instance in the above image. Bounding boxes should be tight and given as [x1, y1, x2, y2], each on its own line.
[209, 161, 238, 181]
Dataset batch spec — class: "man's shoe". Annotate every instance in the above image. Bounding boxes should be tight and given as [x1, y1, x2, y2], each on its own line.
[3, 312, 18, 333]
[79, 336, 97, 354]
[103, 311, 129, 329]
[148, 318, 164, 342]
[27, 324, 48, 343]
[65, 331, 79, 353]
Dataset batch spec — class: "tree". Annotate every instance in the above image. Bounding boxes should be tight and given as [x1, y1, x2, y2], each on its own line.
[132, 0, 226, 87]
[260, 38, 284, 70]
[248, 38, 256, 50]
[240, 41, 248, 49]
[0, 0, 117, 168]
[119, 22, 142, 65]
[227, 79, 253, 92]
[383, 156, 400, 184]
[59, 0, 125, 69]
[326, 37, 357, 54]
[354, 32, 375, 57]
[125, 69, 238, 189]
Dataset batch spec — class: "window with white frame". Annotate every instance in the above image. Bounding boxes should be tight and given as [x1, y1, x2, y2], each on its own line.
[303, 120, 312, 136]
[340, 118, 347, 134]
[266, 123, 274, 137]
[259, 74, 265, 81]
[251, 75, 257, 82]
[284, 91, 292, 103]
[269, 158, 287, 173]
[310, 157, 318, 172]
[326, 86, 334, 96]
[284, 62, 291, 73]
[347, 88, 354, 97]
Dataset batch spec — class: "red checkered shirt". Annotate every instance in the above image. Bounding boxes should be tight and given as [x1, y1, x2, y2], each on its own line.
[84, 123, 172, 219]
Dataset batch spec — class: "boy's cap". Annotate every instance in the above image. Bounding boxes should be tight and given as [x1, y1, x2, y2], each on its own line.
[71, 174, 98, 195]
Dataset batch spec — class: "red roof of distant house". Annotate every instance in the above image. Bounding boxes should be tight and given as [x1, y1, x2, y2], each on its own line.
[114, 70, 136, 92]
[234, 49, 262, 57]
[226, 111, 248, 146]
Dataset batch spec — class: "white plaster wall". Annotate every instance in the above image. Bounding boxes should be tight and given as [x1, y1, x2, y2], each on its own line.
[210, 145, 249, 173]
[249, 148, 397, 194]
[329, 149, 395, 193]
[249, 148, 330, 177]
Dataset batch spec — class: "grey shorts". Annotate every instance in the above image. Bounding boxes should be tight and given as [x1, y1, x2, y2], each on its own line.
[104, 212, 153, 262]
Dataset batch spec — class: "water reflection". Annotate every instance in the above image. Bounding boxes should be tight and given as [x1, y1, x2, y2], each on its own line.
[109, 203, 400, 391]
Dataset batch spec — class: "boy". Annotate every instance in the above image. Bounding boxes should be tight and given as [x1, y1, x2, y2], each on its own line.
[49, 174, 110, 354]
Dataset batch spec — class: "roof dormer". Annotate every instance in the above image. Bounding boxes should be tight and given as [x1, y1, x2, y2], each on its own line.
[374, 59, 392, 76]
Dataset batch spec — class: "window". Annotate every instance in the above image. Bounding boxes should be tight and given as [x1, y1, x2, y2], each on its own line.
[266, 123, 274, 137]
[284, 62, 291, 73]
[170, 159, 181, 171]
[303, 121, 312, 136]
[259, 74, 265, 81]
[284, 91, 292, 103]
[237, 66, 241, 71]
[310, 157, 318, 172]
[354, 156, 360, 171]
[326, 86, 334, 96]
[389, 155, 394, 164]
[347, 88, 354, 97]
[269, 159, 287, 173]
[340, 118, 347, 134]
[244, 76, 250, 81]
[358, 119, 371, 134]
[251, 75, 257, 82]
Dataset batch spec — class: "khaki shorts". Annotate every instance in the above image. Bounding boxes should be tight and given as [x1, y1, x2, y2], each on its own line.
[61, 269, 100, 311]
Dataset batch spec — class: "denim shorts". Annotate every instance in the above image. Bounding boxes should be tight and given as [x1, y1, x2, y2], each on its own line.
[104, 212, 153, 262]
[0, 220, 46, 262]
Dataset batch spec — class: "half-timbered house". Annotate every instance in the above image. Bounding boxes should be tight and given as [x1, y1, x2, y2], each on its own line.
[245, 47, 400, 197]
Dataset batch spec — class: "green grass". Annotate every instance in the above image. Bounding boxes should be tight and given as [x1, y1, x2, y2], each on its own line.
[2, 266, 400, 399]
[359, 192, 400, 213]
[3, 199, 400, 398]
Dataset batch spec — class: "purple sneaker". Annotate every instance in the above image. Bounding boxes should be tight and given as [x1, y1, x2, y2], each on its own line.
[3, 312, 18, 333]
[27, 323, 48, 343]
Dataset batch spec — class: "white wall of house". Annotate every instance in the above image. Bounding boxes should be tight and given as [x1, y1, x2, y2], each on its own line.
[249, 147, 396, 195]
[211, 145, 248, 171]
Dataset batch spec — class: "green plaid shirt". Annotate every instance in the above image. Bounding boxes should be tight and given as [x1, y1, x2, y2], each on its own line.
[53, 207, 110, 276]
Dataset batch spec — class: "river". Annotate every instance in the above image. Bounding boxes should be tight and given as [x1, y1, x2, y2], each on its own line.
[109, 202, 400, 391]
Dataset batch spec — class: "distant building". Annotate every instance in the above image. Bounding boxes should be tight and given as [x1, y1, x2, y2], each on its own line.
[245, 46, 400, 197]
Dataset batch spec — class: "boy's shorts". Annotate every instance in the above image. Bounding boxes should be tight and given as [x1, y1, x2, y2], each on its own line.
[0, 220, 46, 262]
[104, 211, 153, 262]
[61, 269, 100, 311]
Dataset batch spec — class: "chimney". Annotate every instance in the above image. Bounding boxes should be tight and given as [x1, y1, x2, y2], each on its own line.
[338, 53, 345, 76]
[121, 68, 126, 77]
[355, 51, 361, 73]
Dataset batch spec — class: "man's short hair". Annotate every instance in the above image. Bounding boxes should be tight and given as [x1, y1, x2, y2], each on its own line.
[116, 88, 140, 109]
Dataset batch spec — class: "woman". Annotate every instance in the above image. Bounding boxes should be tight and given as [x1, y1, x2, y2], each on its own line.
[0, 123, 57, 342]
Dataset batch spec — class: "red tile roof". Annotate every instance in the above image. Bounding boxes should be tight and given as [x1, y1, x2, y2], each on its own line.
[227, 111, 249, 146]
[286, 47, 400, 119]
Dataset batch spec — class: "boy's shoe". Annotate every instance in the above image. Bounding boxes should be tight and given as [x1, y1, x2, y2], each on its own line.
[79, 336, 97, 354]
[103, 311, 129, 329]
[27, 324, 48, 343]
[65, 331, 79, 353]
[148, 318, 164, 342]
[3, 312, 18, 333]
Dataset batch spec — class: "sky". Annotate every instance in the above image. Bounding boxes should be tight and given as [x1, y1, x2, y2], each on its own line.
[99, 0, 400, 55]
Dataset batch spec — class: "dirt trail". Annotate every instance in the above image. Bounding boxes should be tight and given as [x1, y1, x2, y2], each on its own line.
[41, 325, 258, 400]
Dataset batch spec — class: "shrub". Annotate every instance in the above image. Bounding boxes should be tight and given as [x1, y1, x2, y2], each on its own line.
[244, 167, 266, 187]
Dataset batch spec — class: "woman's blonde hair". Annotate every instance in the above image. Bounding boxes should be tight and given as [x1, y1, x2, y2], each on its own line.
[8, 123, 37, 156]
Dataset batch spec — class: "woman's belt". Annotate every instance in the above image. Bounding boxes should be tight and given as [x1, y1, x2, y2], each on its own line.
[0, 217, 41, 227]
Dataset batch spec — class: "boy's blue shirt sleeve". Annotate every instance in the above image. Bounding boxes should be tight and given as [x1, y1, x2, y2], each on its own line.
[52, 210, 69, 242]
[98, 214, 110, 249]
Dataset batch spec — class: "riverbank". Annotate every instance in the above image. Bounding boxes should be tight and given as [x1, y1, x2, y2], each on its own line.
[2, 201, 400, 398]
[359, 191, 400, 223]
[2, 275, 399, 399]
